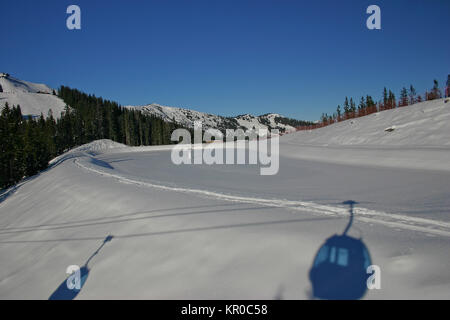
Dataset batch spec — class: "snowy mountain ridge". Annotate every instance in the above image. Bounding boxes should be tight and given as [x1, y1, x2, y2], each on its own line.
[124, 103, 297, 132]
[0, 74, 300, 132]
[0, 73, 54, 94]
[0, 73, 66, 118]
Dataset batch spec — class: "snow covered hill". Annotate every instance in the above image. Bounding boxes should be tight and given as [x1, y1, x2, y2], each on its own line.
[2, 134, 450, 299]
[279, 98, 450, 171]
[124, 103, 239, 130]
[2, 84, 450, 299]
[0, 73, 54, 94]
[235, 113, 297, 132]
[0, 73, 66, 118]
[285, 98, 450, 146]
[124, 103, 297, 133]
[2, 96, 450, 299]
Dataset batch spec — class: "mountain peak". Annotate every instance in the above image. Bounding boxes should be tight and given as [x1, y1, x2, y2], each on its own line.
[0, 73, 55, 94]
[0, 75, 66, 117]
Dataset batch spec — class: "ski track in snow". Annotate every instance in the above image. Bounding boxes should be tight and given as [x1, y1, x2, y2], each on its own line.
[74, 154, 450, 238]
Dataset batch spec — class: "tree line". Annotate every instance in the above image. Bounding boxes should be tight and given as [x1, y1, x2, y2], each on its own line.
[0, 86, 188, 189]
[300, 79, 444, 129]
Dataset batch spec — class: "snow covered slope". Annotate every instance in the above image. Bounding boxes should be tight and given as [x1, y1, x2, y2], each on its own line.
[235, 113, 296, 132]
[124, 103, 239, 131]
[279, 98, 450, 171]
[125, 103, 297, 133]
[0, 74, 53, 94]
[0, 73, 66, 118]
[285, 98, 450, 146]
[1, 85, 450, 299]
[1, 136, 450, 299]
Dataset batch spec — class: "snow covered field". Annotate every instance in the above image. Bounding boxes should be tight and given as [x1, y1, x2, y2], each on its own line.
[0, 98, 450, 299]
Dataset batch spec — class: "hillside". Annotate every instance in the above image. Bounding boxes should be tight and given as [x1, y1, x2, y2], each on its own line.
[284, 98, 450, 146]
[279, 98, 450, 172]
[124, 103, 299, 133]
[1, 90, 450, 299]
[0, 73, 66, 118]
[1, 122, 450, 299]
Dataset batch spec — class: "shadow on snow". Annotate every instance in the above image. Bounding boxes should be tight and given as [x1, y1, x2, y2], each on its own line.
[48, 235, 113, 300]
[309, 200, 372, 300]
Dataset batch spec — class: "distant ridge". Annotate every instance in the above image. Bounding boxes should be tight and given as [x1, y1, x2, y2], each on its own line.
[125, 103, 299, 133]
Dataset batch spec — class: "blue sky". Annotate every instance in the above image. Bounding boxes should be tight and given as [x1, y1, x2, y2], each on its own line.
[1, 0, 449, 120]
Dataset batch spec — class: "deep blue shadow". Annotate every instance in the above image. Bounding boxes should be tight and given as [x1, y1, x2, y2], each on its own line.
[48, 266, 90, 300]
[90, 158, 114, 169]
[0, 186, 18, 204]
[309, 200, 372, 300]
[48, 235, 113, 300]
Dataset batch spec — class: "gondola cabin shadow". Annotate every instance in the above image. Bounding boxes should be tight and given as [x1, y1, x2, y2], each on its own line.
[48, 266, 90, 300]
[309, 201, 372, 300]
[49, 235, 113, 300]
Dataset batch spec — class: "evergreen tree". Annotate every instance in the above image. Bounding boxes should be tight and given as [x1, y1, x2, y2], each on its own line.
[430, 79, 441, 100]
[446, 75, 450, 98]
[366, 95, 377, 114]
[399, 87, 408, 107]
[350, 98, 356, 117]
[388, 90, 396, 109]
[409, 85, 416, 105]
[358, 97, 366, 117]
[343, 97, 350, 118]
[383, 87, 388, 110]
[0, 103, 25, 187]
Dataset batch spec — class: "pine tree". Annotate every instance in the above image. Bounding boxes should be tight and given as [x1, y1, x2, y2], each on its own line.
[350, 98, 356, 118]
[382, 87, 388, 111]
[432, 79, 441, 100]
[388, 90, 396, 109]
[399, 87, 408, 107]
[0, 104, 26, 187]
[365, 95, 376, 114]
[446, 75, 450, 98]
[343, 97, 350, 119]
[409, 85, 416, 105]
[358, 97, 366, 117]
